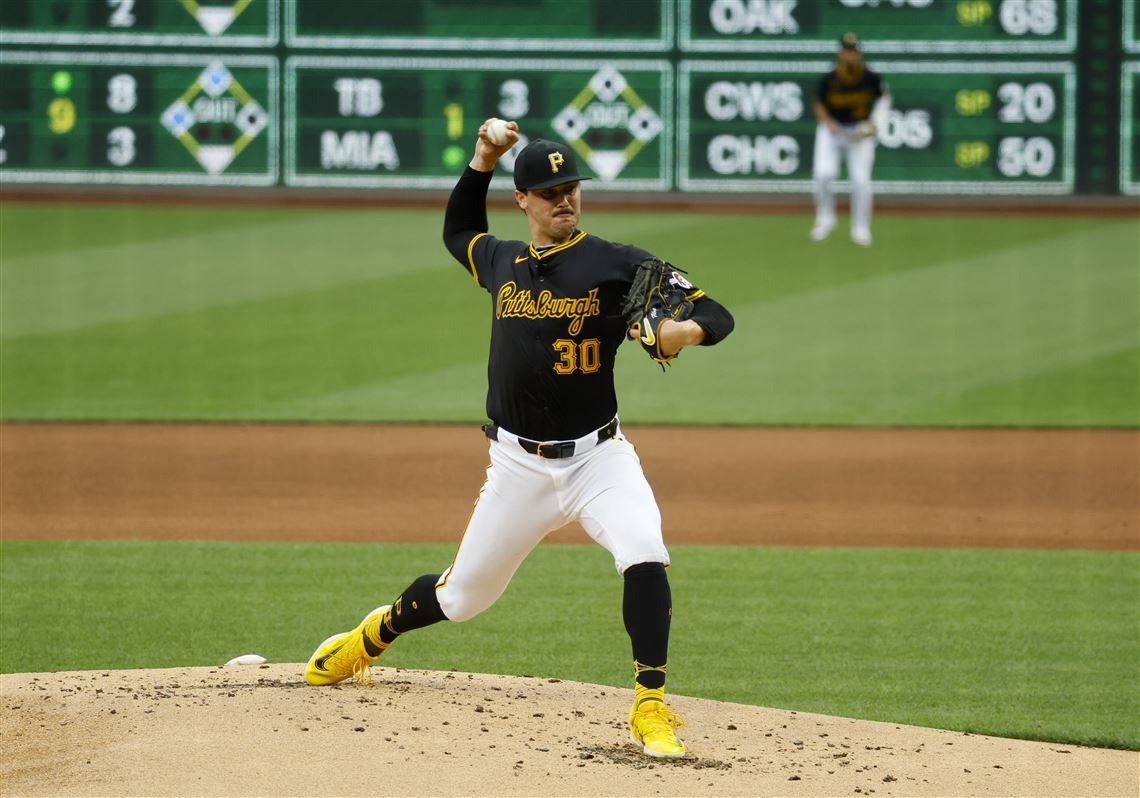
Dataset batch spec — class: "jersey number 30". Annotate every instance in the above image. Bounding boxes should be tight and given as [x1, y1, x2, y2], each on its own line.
[553, 339, 600, 375]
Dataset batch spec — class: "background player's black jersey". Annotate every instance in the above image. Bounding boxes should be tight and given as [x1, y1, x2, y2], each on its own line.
[443, 168, 733, 441]
[816, 66, 884, 125]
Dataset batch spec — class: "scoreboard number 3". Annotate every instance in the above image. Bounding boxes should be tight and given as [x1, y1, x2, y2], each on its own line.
[107, 127, 136, 167]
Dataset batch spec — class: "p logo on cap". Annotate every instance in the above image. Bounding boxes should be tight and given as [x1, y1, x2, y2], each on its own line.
[548, 152, 565, 173]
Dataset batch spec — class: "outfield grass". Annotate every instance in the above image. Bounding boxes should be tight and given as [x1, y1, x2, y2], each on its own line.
[2, 539, 1135, 750]
[2, 202, 1136, 426]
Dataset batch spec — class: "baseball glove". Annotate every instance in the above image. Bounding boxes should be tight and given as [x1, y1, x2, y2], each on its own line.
[620, 257, 695, 366]
[852, 120, 876, 141]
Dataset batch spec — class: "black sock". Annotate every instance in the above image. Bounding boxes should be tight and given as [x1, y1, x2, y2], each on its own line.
[381, 573, 448, 644]
[623, 562, 671, 690]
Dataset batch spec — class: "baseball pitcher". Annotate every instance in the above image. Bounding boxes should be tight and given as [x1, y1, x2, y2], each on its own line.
[301, 122, 734, 759]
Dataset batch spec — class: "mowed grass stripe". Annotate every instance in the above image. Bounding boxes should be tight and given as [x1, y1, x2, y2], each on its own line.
[0, 266, 488, 419]
[2, 203, 1136, 425]
[3, 204, 1114, 338]
[618, 220, 1139, 426]
[1, 208, 470, 338]
[0, 539, 1135, 749]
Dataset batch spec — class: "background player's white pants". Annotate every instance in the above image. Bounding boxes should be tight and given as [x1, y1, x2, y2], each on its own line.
[812, 124, 876, 237]
[435, 425, 668, 622]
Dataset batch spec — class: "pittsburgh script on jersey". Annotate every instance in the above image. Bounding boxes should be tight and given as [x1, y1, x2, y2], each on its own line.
[495, 281, 601, 336]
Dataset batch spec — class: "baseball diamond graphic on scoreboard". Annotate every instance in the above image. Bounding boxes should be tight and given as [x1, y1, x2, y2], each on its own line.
[0, 52, 277, 185]
[679, 59, 1075, 195]
[286, 58, 672, 190]
[551, 66, 664, 181]
[0, 0, 277, 46]
[161, 61, 269, 175]
[679, 0, 1077, 53]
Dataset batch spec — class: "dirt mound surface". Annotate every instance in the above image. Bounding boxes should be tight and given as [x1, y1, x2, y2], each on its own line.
[2, 665, 1135, 797]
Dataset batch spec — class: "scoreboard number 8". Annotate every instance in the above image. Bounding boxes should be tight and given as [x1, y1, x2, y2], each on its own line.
[107, 74, 138, 114]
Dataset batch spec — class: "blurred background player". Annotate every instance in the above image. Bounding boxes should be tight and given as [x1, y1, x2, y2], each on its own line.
[811, 32, 891, 247]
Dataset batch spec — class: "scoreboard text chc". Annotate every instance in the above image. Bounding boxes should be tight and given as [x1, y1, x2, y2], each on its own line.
[0, 0, 1131, 195]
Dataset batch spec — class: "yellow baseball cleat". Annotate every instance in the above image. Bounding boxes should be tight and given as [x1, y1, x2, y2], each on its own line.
[304, 605, 392, 686]
[629, 688, 687, 758]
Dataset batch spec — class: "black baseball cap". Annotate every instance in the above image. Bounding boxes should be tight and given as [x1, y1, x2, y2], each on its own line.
[840, 31, 860, 50]
[513, 139, 592, 191]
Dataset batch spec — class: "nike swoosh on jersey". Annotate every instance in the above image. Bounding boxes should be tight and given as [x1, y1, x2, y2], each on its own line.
[313, 642, 346, 671]
[514, 254, 528, 263]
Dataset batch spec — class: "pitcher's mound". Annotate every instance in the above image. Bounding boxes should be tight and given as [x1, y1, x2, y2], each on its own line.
[1, 665, 1134, 797]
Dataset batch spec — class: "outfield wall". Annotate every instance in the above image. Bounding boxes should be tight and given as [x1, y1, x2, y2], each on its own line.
[0, 0, 1136, 196]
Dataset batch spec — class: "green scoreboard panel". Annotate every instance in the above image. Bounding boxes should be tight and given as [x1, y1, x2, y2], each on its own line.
[0, 51, 277, 185]
[286, 58, 672, 190]
[1126, 0, 1140, 55]
[285, 0, 672, 52]
[0, 0, 277, 47]
[1123, 63, 1140, 196]
[680, 60, 1074, 194]
[680, 0, 1076, 53]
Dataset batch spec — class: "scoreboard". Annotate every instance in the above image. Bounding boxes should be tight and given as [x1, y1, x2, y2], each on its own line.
[680, 0, 1077, 53]
[287, 57, 671, 190]
[1124, 62, 1140, 196]
[0, 0, 277, 46]
[0, 0, 1131, 195]
[285, 0, 671, 52]
[681, 60, 1074, 194]
[0, 51, 277, 185]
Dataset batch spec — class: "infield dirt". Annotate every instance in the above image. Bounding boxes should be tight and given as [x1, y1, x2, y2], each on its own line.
[1, 423, 1137, 796]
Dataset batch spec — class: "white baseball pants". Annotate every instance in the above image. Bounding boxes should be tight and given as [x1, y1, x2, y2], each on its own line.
[812, 123, 876, 237]
[434, 422, 669, 623]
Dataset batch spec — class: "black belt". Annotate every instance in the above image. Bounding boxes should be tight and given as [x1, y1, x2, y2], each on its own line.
[482, 418, 619, 459]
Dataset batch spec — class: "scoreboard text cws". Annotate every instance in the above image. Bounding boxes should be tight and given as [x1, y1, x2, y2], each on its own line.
[286, 58, 672, 191]
[681, 60, 1074, 194]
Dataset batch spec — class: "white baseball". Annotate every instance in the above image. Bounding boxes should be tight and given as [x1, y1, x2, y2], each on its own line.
[487, 118, 511, 146]
[224, 653, 267, 666]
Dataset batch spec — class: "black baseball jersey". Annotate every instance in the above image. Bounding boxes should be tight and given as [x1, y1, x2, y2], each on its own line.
[816, 65, 885, 125]
[443, 168, 732, 442]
